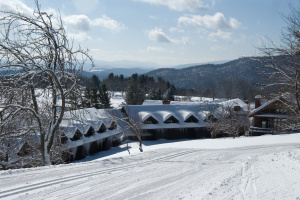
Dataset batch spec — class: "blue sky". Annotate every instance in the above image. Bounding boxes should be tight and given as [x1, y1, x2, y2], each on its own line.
[0, 0, 297, 67]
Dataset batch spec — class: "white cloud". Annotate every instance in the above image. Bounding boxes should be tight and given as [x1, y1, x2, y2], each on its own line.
[169, 27, 185, 33]
[0, 0, 33, 16]
[134, 0, 208, 12]
[148, 28, 174, 43]
[64, 15, 91, 32]
[209, 30, 232, 40]
[63, 14, 127, 33]
[147, 28, 190, 45]
[147, 46, 165, 52]
[68, 32, 92, 42]
[229, 17, 241, 29]
[182, 37, 190, 45]
[93, 15, 127, 33]
[149, 15, 157, 20]
[178, 12, 241, 30]
[210, 45, 226, 51]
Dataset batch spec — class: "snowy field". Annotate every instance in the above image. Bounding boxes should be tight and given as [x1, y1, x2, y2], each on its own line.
[1, 134, 300, 200]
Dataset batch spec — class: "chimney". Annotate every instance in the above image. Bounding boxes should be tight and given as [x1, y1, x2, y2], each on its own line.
[255, 95, 261, 109]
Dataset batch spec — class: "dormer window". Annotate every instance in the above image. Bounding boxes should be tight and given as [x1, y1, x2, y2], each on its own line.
[164, 116, 179, 123]
[234, 106, 241, 111]
[84, 126, 95, 137]
[97, 123, 107, 133]
[108, 121, 117, 130]
[71, 129, 82, 141]
[184, 115, 199, 123]
[143, 116, 158, 124]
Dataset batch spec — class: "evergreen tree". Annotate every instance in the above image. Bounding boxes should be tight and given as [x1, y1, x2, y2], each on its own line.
[84, 87, 92, 108]
[125, 78, 145, 105]
[91, 87, 99, 108]
[98, 84, 111, 108]
[149, 88, 163, 100]
[156, 88, 163, 100]
[89, 75, 101, 88]
[163, 85, 175, 101]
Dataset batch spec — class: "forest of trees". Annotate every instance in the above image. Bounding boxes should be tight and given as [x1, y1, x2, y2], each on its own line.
[175, 77, 260, 101]
[79, 73, 176, 106]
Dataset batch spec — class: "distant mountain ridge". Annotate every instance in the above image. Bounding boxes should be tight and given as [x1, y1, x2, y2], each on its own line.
[145, 57, 266, 89]
[80, 67, 153, 79]
[173, 60, 229, 69]
[80, 57, 271, 87]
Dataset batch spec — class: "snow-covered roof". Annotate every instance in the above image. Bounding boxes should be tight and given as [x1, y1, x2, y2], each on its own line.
[84, 120, 106, 131]
[179, 111, 199, 122]
[123, 99, 248, 130]
[123, 105, 203, 129]
[60, 126, 82, 138]
[63, 108, 114, 121]
[142, 100, 163, 105]
[60, 108, 122, 143]
[250, 96, 281, 117]
[138, 111, 159, 122]
[249, 94, 294, 117]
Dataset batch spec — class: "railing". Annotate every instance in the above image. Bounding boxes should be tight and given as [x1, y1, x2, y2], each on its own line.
[248, 126, 273, 136]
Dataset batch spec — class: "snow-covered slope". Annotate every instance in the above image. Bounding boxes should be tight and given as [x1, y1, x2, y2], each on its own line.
[1, 134, 300, 199]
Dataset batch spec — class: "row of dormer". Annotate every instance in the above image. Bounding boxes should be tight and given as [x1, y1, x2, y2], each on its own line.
[60, 120, 117, 142]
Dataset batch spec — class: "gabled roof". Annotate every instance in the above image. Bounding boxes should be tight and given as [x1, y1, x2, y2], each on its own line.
[62, 108, 119, 131]
[157, 111, 179, 122]
[178, 111, 199, 122]
[84, 120, 106, 132]
[76, 124, 94, 136]
[249, 94, 293, 117]
[164, 115, 179, 123]
[60, 108, 123, 146]
[138, 112, 159, 123]
[183, 113, 199, 122]
[102, 118, 117, 129]
[60, 126, 82, 139]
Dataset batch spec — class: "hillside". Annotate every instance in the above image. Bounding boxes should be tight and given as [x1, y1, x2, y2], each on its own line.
[145, 57, 265, 89]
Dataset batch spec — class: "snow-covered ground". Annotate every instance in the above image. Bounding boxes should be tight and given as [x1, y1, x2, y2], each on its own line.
[1, 133, 300, 199]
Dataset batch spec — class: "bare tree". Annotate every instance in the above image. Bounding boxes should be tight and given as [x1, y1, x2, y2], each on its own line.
[256, 3, 300, 114]
[110, 108, 144, 153]
[0, 1, 93, 166]
[205, 104, 249, 138]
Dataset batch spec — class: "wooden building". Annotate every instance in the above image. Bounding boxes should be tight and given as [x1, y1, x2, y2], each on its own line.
[249, 95, 294, 136]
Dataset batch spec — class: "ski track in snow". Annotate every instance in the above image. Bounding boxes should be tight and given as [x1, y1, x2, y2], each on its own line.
[1, 144, 300, 199]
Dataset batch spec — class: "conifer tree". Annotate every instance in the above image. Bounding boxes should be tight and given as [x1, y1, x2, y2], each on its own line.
[98, 84, 111, 108]
[84, 87, 92, 108]
[125, 78, 145, 105]
[163, 85, 175, 101]
[91, 87, 99, 108]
